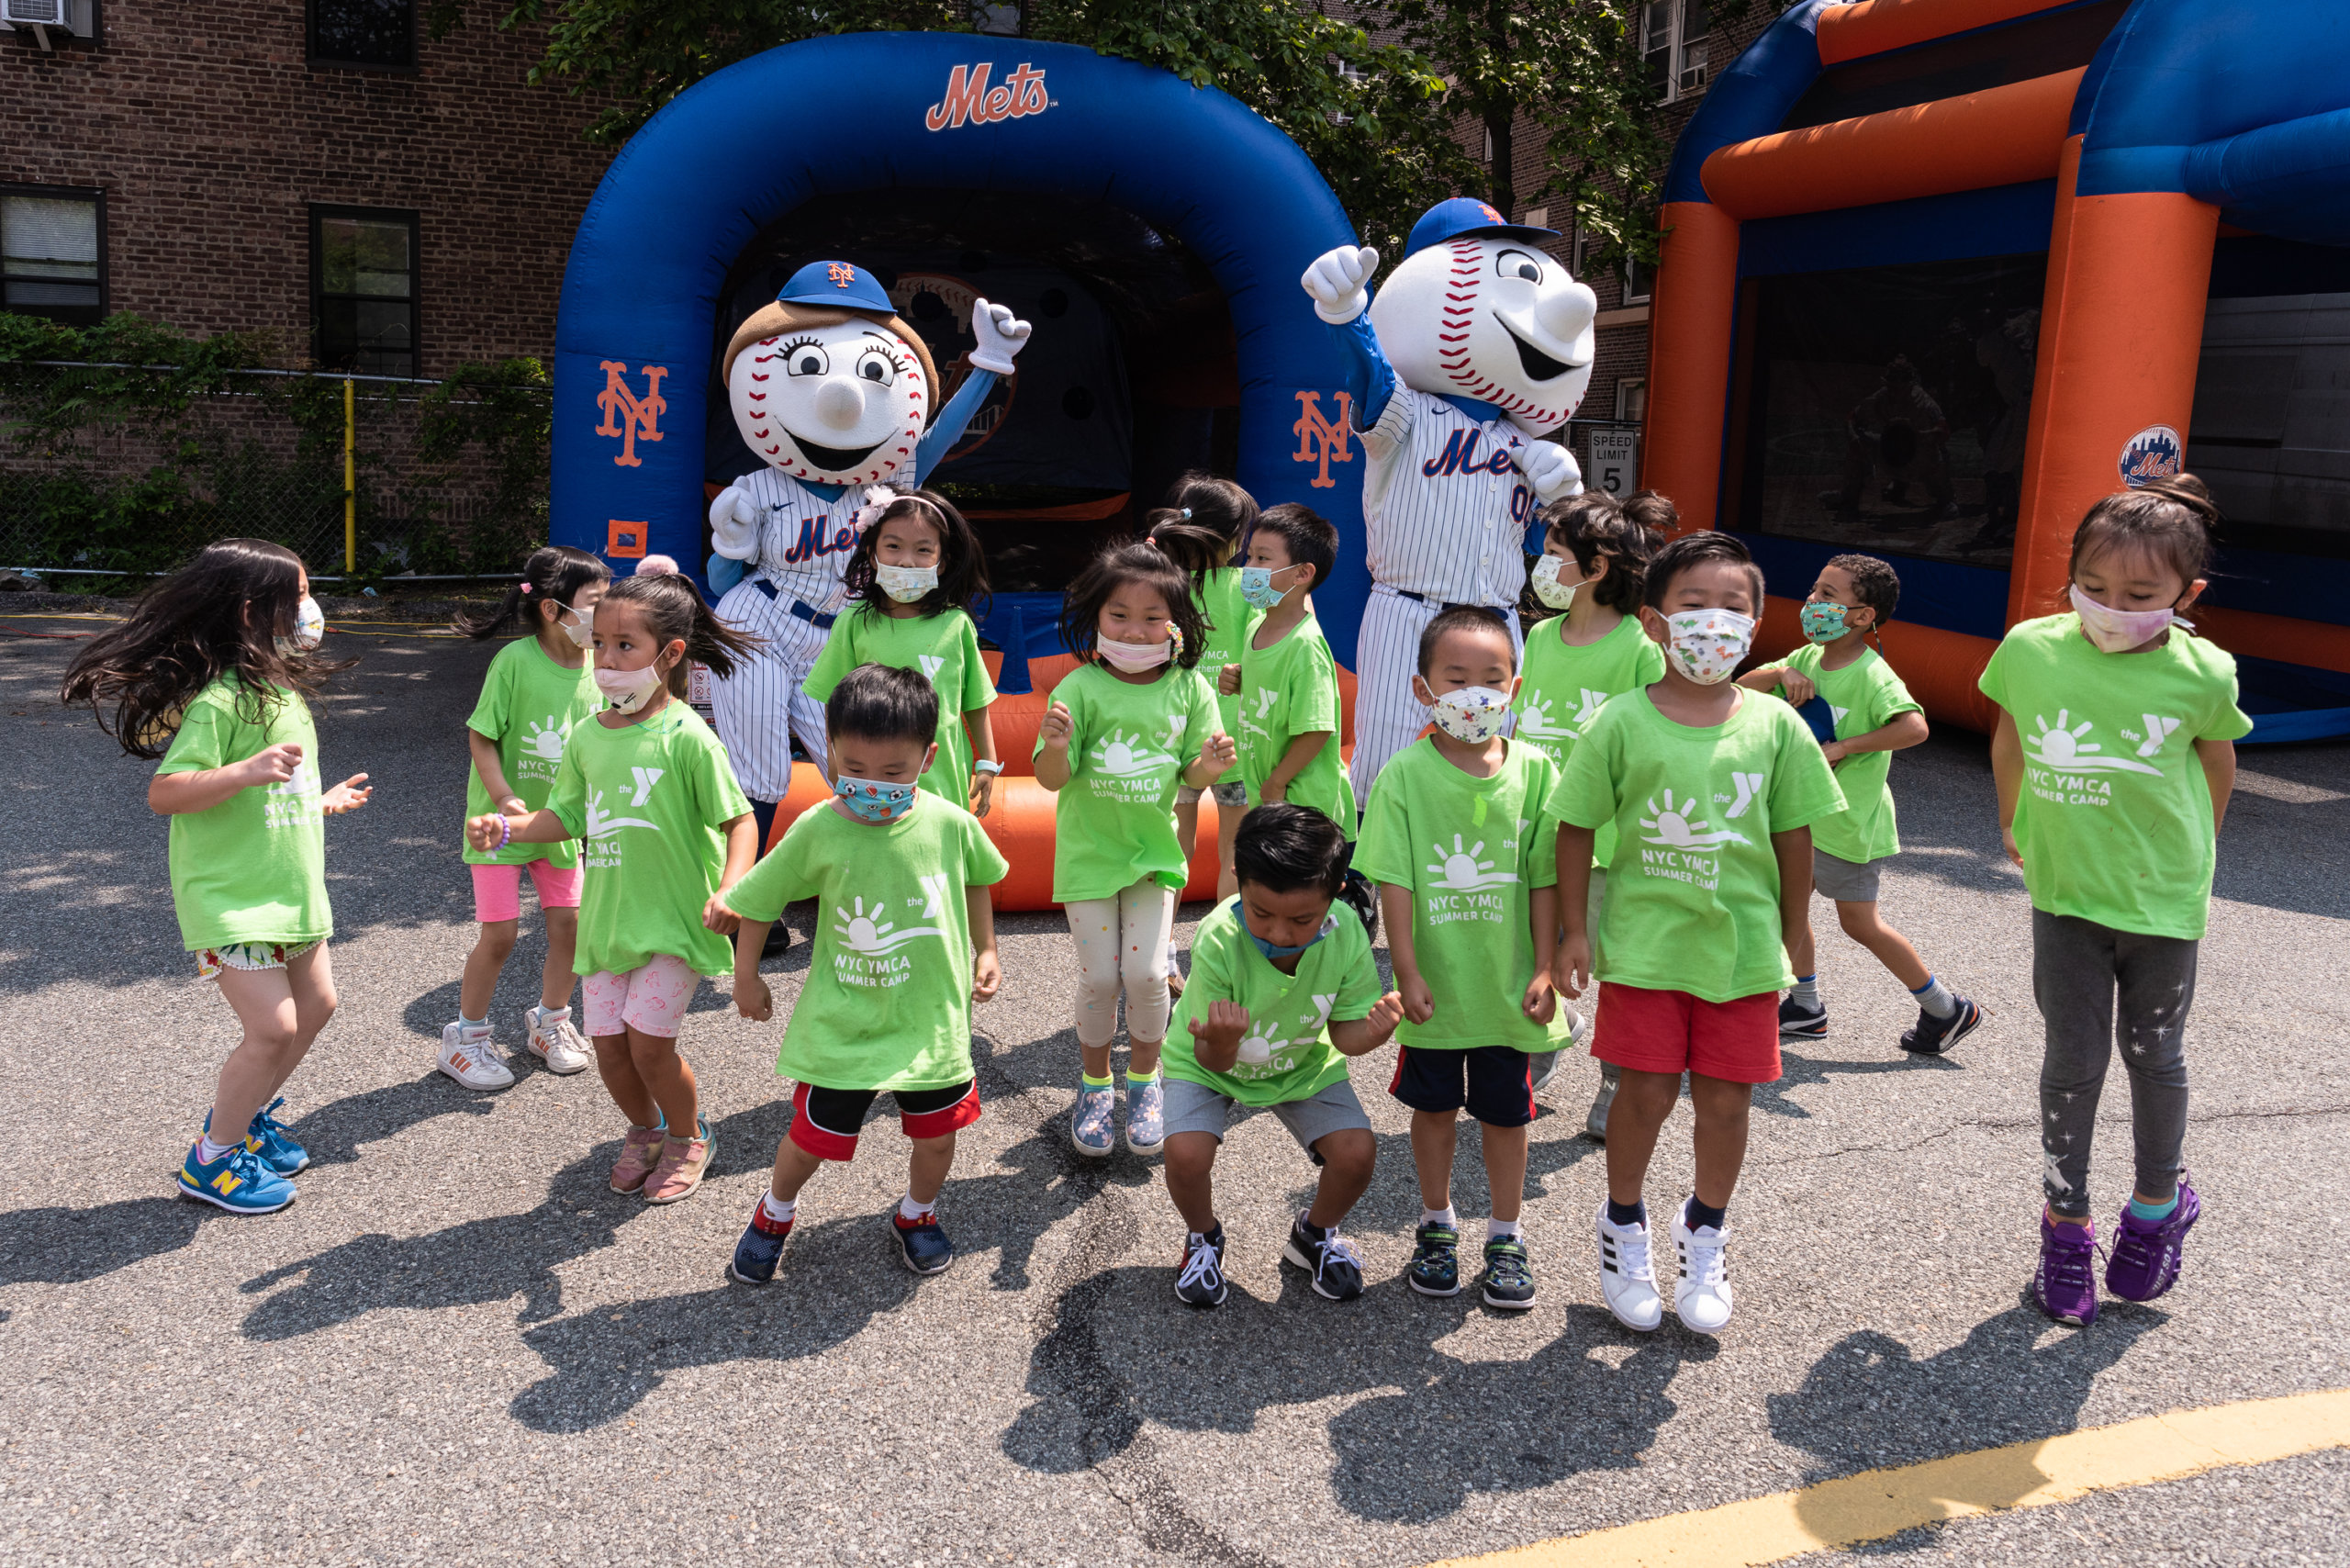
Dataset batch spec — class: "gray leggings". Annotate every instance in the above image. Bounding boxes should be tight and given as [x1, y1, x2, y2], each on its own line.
[2032, 909, 2197, 1218]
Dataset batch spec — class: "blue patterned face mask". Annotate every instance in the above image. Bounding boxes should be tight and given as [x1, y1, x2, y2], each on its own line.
[834, 775, 916, 823]
[1250, 914, 1336, 961]
[1239, 564, 1299, 610]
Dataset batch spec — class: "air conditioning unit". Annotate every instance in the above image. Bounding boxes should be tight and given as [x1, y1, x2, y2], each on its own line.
[1, 0, 68, 24]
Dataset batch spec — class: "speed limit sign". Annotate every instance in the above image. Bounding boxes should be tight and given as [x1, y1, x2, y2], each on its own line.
[1585, 430, 1639, 498]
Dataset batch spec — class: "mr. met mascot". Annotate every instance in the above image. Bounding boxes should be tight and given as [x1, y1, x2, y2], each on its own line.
[703, 260, 1032, 837]
[1300, 198, 1599, 799]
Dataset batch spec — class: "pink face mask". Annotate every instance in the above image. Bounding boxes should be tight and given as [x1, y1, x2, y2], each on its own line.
[1096, 631, 1175, 673]
[2070, 584, 2189, 653]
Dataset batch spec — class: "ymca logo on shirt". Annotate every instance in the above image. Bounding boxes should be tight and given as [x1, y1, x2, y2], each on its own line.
[1241, 687, 1280, 746]
[263, 758, 319, 830]
[515, 716, 571, 781]
[1635, 783, 1753, 890]
[583, 771, 664, 867]
[1231, 992, 1337, 1081]
[832, 875, 956, 987]
[1084, 716, 1189, 801]
[1421, 826, 1525, 922]
[2020, 707, 2176, 807]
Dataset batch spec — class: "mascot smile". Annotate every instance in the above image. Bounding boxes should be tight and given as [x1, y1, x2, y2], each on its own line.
[1300, 197, 1600, 797]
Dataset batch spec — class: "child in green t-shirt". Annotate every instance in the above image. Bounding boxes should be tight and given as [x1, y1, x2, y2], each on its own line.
[1550, 532, 1843, 1337]
[721, 665, 1010, 1283]
[1978, 476, 2248, 1329]
[1036, 543, 1236, 1160]
[62, 540, 375, 1215]
[1355, 608, 1561, 1312]
[441, 545, 612, 1092]
[1147, 472, 1259, 910]
[803, 489, 1002, 816]
[1161, 805, 1404, 1306]
[1737, 554, 1982, 1056]
[1217, 503, 1356, 835]
[467, 574, 762, 1209]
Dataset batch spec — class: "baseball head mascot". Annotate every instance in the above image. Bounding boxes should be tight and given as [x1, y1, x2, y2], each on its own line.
[702, 260, 1031, 827]
[1300, 198, 1598, 799]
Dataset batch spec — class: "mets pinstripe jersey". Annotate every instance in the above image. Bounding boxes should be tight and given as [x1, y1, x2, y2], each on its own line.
[1362, 387, 1537, 608]
[732, 467, 867, 612]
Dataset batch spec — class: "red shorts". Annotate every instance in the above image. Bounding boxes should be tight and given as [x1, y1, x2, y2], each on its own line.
[1590, 983, 1781, 1084]
[788, 1080, 980, 1161]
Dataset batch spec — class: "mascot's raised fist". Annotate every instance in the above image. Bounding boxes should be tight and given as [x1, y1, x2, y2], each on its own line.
[709, 484, 762, 559]
[1520, 440, 1583, 503]
[1301, 246, 1382, 325]
[968, 297, 1033, 375]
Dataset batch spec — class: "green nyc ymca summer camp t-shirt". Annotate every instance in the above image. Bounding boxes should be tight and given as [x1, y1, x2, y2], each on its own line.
[1774, 640, 1922, 867]
[1193, 567, 1249, 789]
[1354, 737, 1561, 1051]
[1037, 660, 1221, 903]
[803, 604, 996, 804]
[1237, 613, 1357, 836]
[155, 678, 330, 951]
[1550, 690, 1845, 1002]
[1978, 613, 2251, 940]
[464, 635, 601, 869]
[1511, 613, 1666, 867]
[546, 702, 753, 979]
[1163, 897, 1382, 1108]
[725, 792, 1010, 1092]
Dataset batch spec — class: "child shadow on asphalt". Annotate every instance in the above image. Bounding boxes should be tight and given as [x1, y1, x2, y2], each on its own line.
[1754, 1047, 1963, 1121]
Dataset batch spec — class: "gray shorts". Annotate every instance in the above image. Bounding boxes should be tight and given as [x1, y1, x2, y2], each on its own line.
[1161, 1075, 1371, 1155]
[1812, 846, 1886, 903]
[1176, 779, 1248, 808]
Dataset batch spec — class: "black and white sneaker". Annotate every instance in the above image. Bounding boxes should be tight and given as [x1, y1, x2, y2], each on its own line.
[1281, 1213, 1365, 1302]
[1901, 993, 1984, 1055]
[1174, 1226, 1228, 1308]
[1778, 994, 1829, 1040]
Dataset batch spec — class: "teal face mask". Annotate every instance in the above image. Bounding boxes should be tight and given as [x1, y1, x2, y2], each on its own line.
[1800, 601, 1851, 643]
[834, 775, 916, 823]
[1239, 564, 1296, 610]
[1250, 914, 1336, 961]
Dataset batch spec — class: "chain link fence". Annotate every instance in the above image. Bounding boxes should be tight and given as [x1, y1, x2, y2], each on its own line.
[0, 360, 551, 583]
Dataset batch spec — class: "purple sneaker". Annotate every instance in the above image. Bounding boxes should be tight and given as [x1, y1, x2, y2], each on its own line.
[2033, 1214, 2099, 1327]
[2105, 1177, 2199, 1303]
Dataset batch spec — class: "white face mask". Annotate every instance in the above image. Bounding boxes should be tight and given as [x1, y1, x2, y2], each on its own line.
[875, 562, 939, 603]
[1425, 684, 1514, 744]
[554, 601, 595, 648]
[593, 661, 666, 714]
[1656, 606, 1755, 686]
[275, 596, 324, 655]
[1529, 554, 1580, 610]
[1097, 633, 1174, 673]
[2070, 584, 2188, 653]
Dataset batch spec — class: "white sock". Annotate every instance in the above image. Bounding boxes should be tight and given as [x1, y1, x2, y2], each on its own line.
[1422, 1205, 1458, 1228]
[535, 1004, 571, 1023]
[1487, 1216, 1523, 1240]
[1788, 974, 1820, 1008]
[196, 1134, 236, 1163]
[1911, 974, 1957, 1019]
[898, 1192, 935, 1223]
[759, 1191, 796, 1226]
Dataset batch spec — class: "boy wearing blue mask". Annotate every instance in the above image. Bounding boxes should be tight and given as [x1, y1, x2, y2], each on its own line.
[1160, 804, 1404, 1307]
[1217, 504, 1356, 837]
[721, 664, 1009, 1285]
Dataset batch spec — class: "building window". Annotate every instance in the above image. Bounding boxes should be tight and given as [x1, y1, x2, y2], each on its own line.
[310, 207, 418, 376]
[308, 0, 414, 70]
[1623, 253, 1653, 305]
[1642, 1, 1711, 103]
[1617, 378, 1648, 425]
[1, 185, 105, 327]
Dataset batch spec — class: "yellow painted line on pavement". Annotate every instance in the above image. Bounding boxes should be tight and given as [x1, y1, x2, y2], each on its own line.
[1432, 1388, 2350, 1568]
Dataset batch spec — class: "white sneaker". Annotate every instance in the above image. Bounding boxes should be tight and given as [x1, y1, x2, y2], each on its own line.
[1595, 1205, 1662, 1331]
[437, 1022, 514, 1091]
[1672, 1204, 1734, 1332]
[524, 1006, 592, 1075]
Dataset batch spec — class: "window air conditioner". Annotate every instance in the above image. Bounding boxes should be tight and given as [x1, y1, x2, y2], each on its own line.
[1, 0, 68, 24]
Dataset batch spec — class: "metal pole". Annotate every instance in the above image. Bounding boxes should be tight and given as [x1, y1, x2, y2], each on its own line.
[343, 376, 357, 573]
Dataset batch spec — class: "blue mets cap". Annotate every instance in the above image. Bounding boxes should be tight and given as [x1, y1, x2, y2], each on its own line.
[778, 259, 895, 313]
[1404, 197, 1560, 259]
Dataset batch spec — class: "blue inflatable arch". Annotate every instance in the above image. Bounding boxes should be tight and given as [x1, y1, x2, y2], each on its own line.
[551, 32, 1373, 660]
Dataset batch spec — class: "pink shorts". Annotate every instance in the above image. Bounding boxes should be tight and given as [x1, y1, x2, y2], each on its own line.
[1590, 982, 1782, 1085]
[582, 954, 699, 1039]
[471, 859, 584, 924]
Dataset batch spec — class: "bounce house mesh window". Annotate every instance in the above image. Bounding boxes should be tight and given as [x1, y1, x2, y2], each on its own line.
[2189, 302, 2350, 566]
[1734, 253, 2046, 569]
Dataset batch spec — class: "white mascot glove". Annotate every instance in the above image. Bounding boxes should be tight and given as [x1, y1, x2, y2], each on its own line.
[1521, 440, 1583, 503]
[708, 485, 762, 561]
[968, 297, 1033, 375]
[1301, 246, 1381, 325]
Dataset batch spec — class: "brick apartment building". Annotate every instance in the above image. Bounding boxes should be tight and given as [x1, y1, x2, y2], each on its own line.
[1, 0, 611, 375]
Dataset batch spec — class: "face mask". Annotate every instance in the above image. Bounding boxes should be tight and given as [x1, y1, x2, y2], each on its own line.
[875, 563, 938, 603]
[275, 597, 324, 655]
[1658, 606, 1755, 686]
[594, 661, 666, 714]
[554, 601, 595, 648]
[1238, 565, 1295, 610]
[1529, 554, 1581, 610]
[1250, 914, 1336, 962]
[1799, 601, 1850, 644]
[1426, 685, 1513, 744]
[834, 775, 917, 823]
[2070, 584, 2188, 653]
[1097, 633, 1174, 673]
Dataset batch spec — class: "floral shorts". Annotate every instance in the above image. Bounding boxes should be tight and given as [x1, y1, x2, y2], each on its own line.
[196, 939, 321, 980]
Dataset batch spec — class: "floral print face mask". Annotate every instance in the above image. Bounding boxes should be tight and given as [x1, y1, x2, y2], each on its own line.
[1659, 607, 1755, 686]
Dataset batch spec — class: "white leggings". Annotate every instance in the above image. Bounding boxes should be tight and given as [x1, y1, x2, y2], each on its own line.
[1068, 879, 1177, 1048]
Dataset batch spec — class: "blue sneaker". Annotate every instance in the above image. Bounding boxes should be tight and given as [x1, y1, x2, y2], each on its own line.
[890, 1204, 957, 1274]
[1070, 1081, 1116, 1158]
[729, 1203, 794, 1286]
[177, 1140, 297, 1215]
[1125, 1074, 1165, 1155]
[204, 1097, 309, 1176]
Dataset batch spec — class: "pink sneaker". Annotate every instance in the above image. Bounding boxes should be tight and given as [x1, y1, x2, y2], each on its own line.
[609, 1124, 666, 1193]
[643, 1116, 715, 1204]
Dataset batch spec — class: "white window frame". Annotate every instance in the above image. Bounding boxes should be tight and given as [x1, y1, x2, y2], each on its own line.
[1616, 378, 1648, 425]
[1642, 1, 1712, 105]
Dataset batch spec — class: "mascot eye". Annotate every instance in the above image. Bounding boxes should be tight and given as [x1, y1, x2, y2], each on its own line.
[1494, 249, 1544, 285]
[855, 349, 897, 386]
[783, 341, 829, 377]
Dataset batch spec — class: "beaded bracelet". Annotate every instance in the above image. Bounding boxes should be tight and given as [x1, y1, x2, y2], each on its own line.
[496, 816, 513, 851]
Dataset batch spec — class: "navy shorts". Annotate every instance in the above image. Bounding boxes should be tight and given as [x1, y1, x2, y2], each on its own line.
[1388, 1045, 1537, 1127]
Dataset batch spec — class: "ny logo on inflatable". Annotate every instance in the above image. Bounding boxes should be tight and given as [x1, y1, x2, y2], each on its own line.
[925, 62, 1049, 131]
[596, 362, 669, 468]
[1292, 390, 1356, 489]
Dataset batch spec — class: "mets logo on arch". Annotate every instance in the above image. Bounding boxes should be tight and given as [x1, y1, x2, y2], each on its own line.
[926, 63, 1050, 130]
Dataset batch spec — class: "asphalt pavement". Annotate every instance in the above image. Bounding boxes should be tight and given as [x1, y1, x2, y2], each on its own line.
[1, 613, 2344, 1566]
